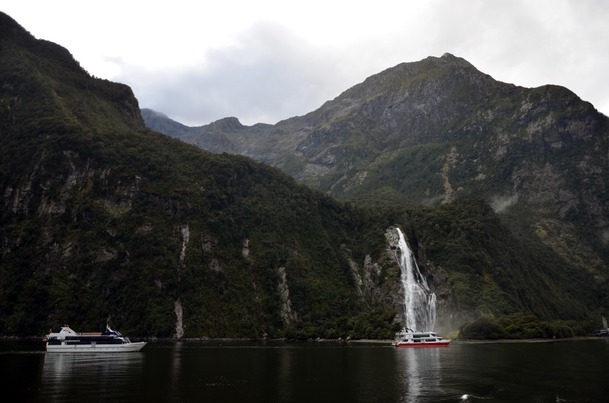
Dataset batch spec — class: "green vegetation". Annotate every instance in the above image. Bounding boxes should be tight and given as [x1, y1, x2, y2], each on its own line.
[1, 13, 607, 339]
[459, 313, 596, 339]
[403, 197, 598, 319]
[0, 13, 400, 337]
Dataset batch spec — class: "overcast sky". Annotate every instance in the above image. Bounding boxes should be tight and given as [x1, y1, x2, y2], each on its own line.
[4, 0, 609, 126]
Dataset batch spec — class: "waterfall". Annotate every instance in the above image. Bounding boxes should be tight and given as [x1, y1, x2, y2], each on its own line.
[395, 228, 437, 332]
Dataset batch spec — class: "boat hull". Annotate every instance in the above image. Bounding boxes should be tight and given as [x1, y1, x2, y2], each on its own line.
[46, 342, 147, 353]
[394, 341, 450, 348]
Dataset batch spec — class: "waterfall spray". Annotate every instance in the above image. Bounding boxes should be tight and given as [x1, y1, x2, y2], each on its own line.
[395, 228, 437, 332]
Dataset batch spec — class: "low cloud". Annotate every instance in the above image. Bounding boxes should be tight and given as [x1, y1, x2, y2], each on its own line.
[115, 22, 351, 126]
[107, 1, 609, 127]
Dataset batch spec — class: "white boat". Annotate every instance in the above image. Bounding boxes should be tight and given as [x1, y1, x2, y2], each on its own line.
[598, 316, 609, 337]
[45, 325, 146, 352]
[394, 328, 451, 347]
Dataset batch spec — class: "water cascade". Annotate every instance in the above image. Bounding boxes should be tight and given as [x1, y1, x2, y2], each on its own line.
[395, 228, 437, 332]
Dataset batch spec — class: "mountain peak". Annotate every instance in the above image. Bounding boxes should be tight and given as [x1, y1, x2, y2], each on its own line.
[439, 52, 468, 62]
[0, 13, 144, 133]
[146, 54, 609, 251]
[0, 11, 30, 41]
[3, 9, 609, 338]
[208, 116, 244, 131]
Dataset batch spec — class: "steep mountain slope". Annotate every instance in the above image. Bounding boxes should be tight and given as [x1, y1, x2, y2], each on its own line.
[153, 54, 608, 210]
[141, 108, 202, 143]
[147, 54, 609, 310]
[0, 12, 398, 338]
[1, 12, 606, 338]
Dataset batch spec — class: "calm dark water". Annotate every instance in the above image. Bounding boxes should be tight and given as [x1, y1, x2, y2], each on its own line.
[1, 338, 608, 402]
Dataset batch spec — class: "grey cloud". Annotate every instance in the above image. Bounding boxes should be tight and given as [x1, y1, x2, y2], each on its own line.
[115, 1, 609, 126]
[117, 22, 347, 126]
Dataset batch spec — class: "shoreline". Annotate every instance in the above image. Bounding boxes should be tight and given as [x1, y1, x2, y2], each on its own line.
[2, 335, 606, 344]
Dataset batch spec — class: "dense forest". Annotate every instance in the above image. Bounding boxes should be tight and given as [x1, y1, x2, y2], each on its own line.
[1, 12, 607, 339]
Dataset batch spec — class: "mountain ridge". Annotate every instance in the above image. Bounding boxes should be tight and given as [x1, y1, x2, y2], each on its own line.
[0, 12, 411, 338]
[2, 11, 607, 338]
[145, 53, 609, 292]
[145, 51, 609, 337]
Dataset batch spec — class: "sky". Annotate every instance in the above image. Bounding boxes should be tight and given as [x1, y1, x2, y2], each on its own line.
[4, 0, 609, 126]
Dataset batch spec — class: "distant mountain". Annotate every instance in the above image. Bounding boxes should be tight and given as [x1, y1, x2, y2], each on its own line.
[147, 54, 609, 318]
[141, 108, 202, 143]
[2, 11, 606, 339]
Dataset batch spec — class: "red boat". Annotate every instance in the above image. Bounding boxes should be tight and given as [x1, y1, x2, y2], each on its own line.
[394, 329, 451, 347]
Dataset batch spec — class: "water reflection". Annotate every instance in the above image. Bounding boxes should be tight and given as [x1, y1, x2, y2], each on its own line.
[395, 347, 444, 402]
[5, 339, 605, 403]
[169, 342, 182, 399]
[41, 352, 144, 402]
[277, 345, 294, 401]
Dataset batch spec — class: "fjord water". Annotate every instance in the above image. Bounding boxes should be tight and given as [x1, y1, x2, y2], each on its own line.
[2, 339, 609, 402]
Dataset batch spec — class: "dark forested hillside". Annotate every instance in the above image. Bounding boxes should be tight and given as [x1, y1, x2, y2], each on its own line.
[1, 12, 607, 339]
[146, 53, 609, 338]
[146, 55, 609, 285]
[0, 12, 401, 338]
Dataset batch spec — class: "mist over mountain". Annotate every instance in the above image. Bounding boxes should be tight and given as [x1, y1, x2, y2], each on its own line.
[2, 11, 607, 339]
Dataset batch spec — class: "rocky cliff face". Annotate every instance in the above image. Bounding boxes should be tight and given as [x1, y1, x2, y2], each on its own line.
[147, 53, 609, 292]
[2, 11, 607, 338]
[152, 54, 608, 212]
[2, 12, 422, 338]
